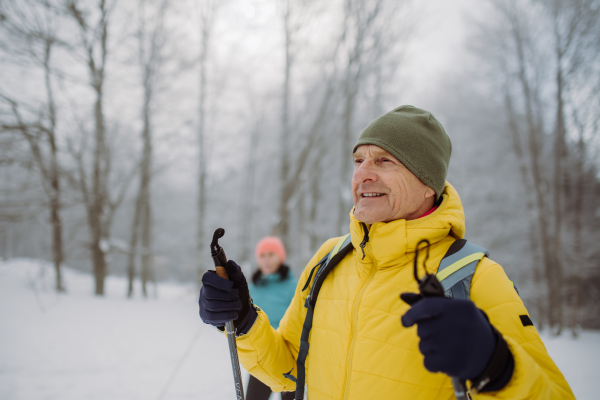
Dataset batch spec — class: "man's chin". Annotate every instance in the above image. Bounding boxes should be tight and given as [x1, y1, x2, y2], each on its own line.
[354, 209, 383, 225]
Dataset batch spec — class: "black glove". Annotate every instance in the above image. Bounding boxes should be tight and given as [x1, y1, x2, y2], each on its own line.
[199, 260, 257, 335]
[401, 294, 514, 392]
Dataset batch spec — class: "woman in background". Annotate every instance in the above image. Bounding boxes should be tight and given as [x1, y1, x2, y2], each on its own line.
[247, 237, 297, 400]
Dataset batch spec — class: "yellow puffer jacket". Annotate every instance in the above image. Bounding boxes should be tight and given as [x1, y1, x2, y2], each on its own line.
[236, 183, 574, 399]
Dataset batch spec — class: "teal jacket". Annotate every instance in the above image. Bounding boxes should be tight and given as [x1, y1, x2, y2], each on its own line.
[249, 272, 297, 329]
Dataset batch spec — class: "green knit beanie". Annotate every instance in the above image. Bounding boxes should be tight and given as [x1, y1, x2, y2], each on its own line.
[352, 105, 452, 199]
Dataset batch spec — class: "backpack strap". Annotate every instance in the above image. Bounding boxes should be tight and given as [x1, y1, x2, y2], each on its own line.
[436, 239, 489, 300]
[292, 234, 353, 400]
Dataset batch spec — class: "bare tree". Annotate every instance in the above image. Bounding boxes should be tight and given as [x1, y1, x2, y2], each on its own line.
[126, 0, 168, 298]
[273, 0, 347, 250]
[499, 0, 565, 332]
[0, 0, 65, 292]
[566, 79, 600, 335]
[272, 0, 310, 250]
[568, 104, 597, 334]
[477, 0, 600, 332]
[307, 128, 330, 255]
[62, 0, 138, 295]
[546, 0, 600, 335]
[195, 0, 220, 286]
[238, 86, 263, 265]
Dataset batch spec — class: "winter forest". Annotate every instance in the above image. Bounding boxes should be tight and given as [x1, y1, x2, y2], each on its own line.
[1, 0, 600, 397]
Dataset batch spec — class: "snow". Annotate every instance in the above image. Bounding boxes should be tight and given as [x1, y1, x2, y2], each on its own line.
[0, 259, 247, 400]
[0, 259, 598, 400]
[540, 331, 599, 400]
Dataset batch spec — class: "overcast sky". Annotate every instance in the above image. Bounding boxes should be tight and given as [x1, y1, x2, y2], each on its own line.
[400, 0, 481, 107]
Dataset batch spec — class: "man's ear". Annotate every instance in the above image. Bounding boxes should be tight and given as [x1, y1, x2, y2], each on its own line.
[424, 186, 436, 199]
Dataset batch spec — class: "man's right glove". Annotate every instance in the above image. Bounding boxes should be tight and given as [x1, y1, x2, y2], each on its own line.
[198, 260, 257, 335]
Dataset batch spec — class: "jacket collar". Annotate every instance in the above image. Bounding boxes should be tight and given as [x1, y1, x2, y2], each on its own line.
[349, 182, 466, 269]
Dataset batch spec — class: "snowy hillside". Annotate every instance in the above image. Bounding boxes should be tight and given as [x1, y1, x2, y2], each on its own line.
[0, 259, 597, 400]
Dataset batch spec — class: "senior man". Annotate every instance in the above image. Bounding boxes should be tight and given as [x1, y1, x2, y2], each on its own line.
[199, 106, 574, 399]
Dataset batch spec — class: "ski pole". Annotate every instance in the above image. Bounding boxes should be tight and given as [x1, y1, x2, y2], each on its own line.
[409, 240, 470, 400]
[210, 228, 245, 400]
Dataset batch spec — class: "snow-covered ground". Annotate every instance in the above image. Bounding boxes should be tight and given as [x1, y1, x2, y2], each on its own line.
[0, 259, 597, 399]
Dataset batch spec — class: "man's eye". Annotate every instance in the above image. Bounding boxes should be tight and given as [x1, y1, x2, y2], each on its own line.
[354, 159, 363, 164]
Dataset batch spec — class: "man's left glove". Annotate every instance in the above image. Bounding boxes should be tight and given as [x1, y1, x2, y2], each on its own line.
[199, 260, 258, 335]
[401, 295, 514, 392]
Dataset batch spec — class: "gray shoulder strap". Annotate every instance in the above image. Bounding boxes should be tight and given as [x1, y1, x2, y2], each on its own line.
[436, 240, 489, 300]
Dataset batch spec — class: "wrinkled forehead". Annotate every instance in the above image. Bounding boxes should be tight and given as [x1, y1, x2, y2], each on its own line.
[353, 144, 400, 162]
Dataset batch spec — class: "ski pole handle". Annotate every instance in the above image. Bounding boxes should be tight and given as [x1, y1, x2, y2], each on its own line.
[212, 229, 229, 280]
[210, 228, 245, 400]
[214, 255, 229, 280]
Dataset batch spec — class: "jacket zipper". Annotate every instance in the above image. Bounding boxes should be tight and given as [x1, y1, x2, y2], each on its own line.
[342, 225, 377, 400]
[359, 222, 369, 260]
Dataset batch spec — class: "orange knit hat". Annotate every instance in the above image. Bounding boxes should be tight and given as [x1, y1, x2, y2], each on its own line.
[255, 236, 286, 263]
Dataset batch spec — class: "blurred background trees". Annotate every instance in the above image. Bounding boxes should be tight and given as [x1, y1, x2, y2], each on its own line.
[466, 0, 600, 334]
[1, 0, 599, 334]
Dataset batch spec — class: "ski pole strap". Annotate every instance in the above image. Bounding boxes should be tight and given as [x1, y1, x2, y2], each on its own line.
[294, 234, 353, 400]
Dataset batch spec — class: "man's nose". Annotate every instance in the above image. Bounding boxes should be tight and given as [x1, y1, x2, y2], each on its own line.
[352, 161, 378, 184]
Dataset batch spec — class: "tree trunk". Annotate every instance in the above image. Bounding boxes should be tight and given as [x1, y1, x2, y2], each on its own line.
[240, 122, 260, 264]
[91, 224, 107, 296]
[197, 10, 210, 287]
[63, 0, 110, 295]
[43, 40, 65, 293]
[551, 62, 566, 335]
[126, 180, 143, 297]
[87, 0, 109, 296]
[141, 198, 153, 297]
[337, 82, 358, 235]
[503, 90, 545, 328]
[91, 80, 107, 295]
[309, 142, 326, 253]
[550, 10, 569, 334]
[510, 10, 563, 331]
[569, 127, 586, 336]
[523, 76, 562, 333]
[337, 49, 361, 235]
[275, 0, 292, 250]
[49, 181, 64, 292]
[140, 98, 153, 296]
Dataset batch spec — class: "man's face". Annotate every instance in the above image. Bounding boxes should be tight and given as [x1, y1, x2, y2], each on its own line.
[352, 145, 436, 224]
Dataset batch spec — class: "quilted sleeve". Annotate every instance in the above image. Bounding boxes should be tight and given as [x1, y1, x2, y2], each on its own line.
[235, 237, 340, 392]
[469, 258, 575, 399]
